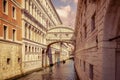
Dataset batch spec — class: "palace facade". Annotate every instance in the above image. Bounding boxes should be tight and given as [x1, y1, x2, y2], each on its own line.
[21, 0, 62, 73]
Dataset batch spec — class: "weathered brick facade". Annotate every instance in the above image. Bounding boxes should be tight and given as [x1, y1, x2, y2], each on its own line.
[75, 0, 120, 80]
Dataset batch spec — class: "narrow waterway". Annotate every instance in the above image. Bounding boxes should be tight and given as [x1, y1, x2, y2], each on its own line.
[18, 60, 79, 80]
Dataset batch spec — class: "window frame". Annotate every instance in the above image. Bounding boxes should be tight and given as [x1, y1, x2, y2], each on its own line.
[12, 5, 17, 19]
[12, 29, 16, 41]
[89, 64, 94, 80]
[3, 25, 8, 40]
[91, 12, 96, 32]
[2, 0, 8, 15]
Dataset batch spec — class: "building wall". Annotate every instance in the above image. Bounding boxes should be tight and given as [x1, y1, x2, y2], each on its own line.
[75, 0, 120, 80]
[21, 0, 62, 73]
[0, 0, 22, 79]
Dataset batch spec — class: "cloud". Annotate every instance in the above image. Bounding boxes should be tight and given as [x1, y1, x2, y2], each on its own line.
[60, 0, 67, 3]
[56, 5, 76, 28]
[60, 0, 78, 4]
[74, 0, 78, 4]
[56, 5, 71, 18]
[60, 0, 72, 3]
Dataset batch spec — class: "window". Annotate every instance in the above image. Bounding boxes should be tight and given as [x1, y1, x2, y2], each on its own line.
[7, 58, 10, 65]
[12, 6, 16, 19]
[83, 61, 86, 72]
[3, 25, 7, 39]
[18, 58, 21, 63]
[12, 29, 16, 41]
[29, 46, 31, 52]
[96, 35, 98, 48]
[32, 47, 34, 52]
[91, 13, 96, 31]
[3, 0, 8, 14]
[25, 45, 27, 52]
[35, 47, 37, 52]
[84, 0, 87, 11]
[84, 24, 87, 38]
[89, 64, 94, 80]
[38, 56, 40, 59]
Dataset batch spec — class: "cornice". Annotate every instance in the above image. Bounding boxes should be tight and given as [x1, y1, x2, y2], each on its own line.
[0, 39, 22, 45]
[0, 17, 22, 29]
[23, 38, 47, 47]
[33, 0, 55, 25]
[11, 0, 21, 9]
[48, 0, 62, 24]
[36, 0, 62, 26]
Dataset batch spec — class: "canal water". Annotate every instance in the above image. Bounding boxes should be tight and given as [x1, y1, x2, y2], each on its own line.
[18, 60, 79, 80]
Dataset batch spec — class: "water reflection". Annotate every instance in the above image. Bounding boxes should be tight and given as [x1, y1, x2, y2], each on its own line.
[41, 60, 79, 80]
[18, 60, 79, 80]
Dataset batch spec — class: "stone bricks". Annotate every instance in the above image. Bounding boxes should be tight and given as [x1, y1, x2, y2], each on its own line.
[75, 0, 120, 80]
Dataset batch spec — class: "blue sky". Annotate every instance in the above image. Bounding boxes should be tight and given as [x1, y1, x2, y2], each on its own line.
[52, 0, 78, 28]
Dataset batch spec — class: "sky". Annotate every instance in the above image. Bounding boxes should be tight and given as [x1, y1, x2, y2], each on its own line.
[52, 0, 78, 28]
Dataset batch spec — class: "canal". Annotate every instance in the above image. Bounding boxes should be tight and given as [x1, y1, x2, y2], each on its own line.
[17, 60, 79, 80]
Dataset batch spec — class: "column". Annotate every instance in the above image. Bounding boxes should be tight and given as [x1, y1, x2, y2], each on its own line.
[34, 30, 35, 41]
[29, 26, 31, 40]
[40, 33, 43, 43]
[26, 0, 29, 11]
[37, 11, 39, 21]
[34, 8, 36, 19]
[33, 6, 35, 17]
[29, 1, 32, 14]
[35, 30, 37, 42]
[27, 24, 30, 39]
[39, 32, 41, 43]
[22, 21, 25, 38]
[25, 0, 27, 9]
[25, 23, 27, 38]
[23, 0, 25, 8]
[32, 4, 34, 15]
[31, 27, 33, 41]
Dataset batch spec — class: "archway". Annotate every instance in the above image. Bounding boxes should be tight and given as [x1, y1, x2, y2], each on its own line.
[46, 40, 74, 66]
[104, 0, 120, 80]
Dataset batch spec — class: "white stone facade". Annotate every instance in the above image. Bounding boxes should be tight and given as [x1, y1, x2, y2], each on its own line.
[21, 0, 62, 73]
